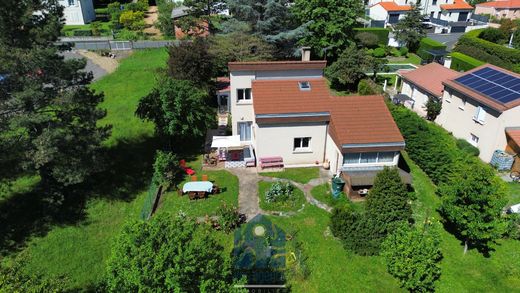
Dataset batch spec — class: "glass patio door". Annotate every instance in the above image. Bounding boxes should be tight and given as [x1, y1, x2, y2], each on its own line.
[238, 122, 252, 142]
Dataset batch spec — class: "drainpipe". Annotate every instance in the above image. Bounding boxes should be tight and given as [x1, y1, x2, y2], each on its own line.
[323, 122, 329, 164]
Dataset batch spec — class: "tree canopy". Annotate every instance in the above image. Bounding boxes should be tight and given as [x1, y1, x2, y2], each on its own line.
[106, 213, 235, 292]
[438, 164, 508, 254]
[292, 0, 364, 58]
[393, 4, 426, 51]
[0, 0, 110, 195]
[325, 45, 373, 90]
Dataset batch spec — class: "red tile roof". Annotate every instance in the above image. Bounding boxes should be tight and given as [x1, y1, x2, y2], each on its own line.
[440, 0, 473, 10]
[476, 0, 520, 8]
[443, 64, 520, 113]
[216, 77, 230, 93]
[228, 61, 327, 71]
[400, 63, 460, 97]
[374, 1, 412, 11]
[252, 78, 404, 147]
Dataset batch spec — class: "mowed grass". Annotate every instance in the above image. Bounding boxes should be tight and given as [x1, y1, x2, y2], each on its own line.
[258, 181, 306, 212]
[310, 183, 350, 209]
[261, 167, 319, 184]
[91, 49, 168, 146]
[405, 153, 520, 292]
[507, 182, 520, 205]
[17, 49, 169, 289]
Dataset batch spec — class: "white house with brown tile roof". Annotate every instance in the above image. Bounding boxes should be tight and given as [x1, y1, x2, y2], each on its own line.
[225, 54, 410, 193]
[475, 0, 520, 20]
[436, 64, 520, 162]
[396, 63, 460, 117]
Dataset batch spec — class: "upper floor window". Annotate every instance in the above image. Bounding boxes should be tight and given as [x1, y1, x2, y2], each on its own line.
[470, 133, 479, 146]
[68, 0, 75, 6]
[432, 0, 437, 5]
[294, 137, 311, 151]
[474, 106, 486, 124]
[237, 88, 251, 102]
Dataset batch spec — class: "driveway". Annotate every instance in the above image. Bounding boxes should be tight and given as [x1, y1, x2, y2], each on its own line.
[61, 50, 107, 81]
[427, 33, 464, 51]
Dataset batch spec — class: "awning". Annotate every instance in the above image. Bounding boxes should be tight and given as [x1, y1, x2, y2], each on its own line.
[346, 169, 412, 186]
[211, 135, 241, 148]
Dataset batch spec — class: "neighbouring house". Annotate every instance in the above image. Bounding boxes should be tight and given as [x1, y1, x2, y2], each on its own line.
[436, 64, 520, 162]
[369, 0, 479, 33]
[395, 62, 460, 117]
[216, 77, 230, 113]
[171, 5, 209, 39]
[475, 0, 520, 20]
[221, 49, 410, 197]
[58, 0, 95, 25]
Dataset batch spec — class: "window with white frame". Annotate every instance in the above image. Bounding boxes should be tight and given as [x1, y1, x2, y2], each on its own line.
[68, 0, 75, 5]
[298, 81, 311, 91]
[343, 152, 397, 165]
[238, 122, 252, 141]
[293, 137, 311, 151]
[237, 88, 252, 102]
[474, 106, 486, 124]
[469, 133, 479, 146]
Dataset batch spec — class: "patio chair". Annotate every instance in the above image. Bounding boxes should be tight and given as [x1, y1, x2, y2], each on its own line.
[188, 191, 197, 200]
[212, 185, 220, 194]
[196, 191, 206, 199]
[202, 174, 209, 181]
[191, 175, 198, 181]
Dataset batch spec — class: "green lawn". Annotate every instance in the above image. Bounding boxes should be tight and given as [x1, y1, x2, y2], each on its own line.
[61, 22, 112, 37]
[12, 49, 169, 290]
[310, 183, 364, 211]
[387, 53, 422, 65]
[507, 182, 520, 205]
[258, 181, 306, 212]
[261, 167, 319, 184]
[159, 170, 239, 217]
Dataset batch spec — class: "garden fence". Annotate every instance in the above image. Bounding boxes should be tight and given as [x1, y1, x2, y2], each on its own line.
[140, 177, 163, 221]
[56, 38, 179, 51]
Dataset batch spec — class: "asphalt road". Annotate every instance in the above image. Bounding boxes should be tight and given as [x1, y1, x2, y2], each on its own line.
[427, 32, 464, 51]
[61, 50, 107, 81]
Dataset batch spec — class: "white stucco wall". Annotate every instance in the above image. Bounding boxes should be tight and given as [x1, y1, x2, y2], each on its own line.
[370, 5, 390, 21]
[436, 89, 520, 162]
[59, 0, 95, 25]
[229, 71, 255, 136]
[439, 10, 472, 22]
[325, 134, 343, 175]
[401, 81, 435, 117]
[255, 123, 328, 165]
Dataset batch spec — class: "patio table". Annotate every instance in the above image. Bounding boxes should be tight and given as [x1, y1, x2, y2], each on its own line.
[182, 181, 214, 193]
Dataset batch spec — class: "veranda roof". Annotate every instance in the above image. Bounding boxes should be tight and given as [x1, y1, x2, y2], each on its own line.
[211, 135, 241, 148]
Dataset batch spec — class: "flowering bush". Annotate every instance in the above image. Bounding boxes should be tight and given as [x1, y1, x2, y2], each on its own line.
[265, 181, 294, 203]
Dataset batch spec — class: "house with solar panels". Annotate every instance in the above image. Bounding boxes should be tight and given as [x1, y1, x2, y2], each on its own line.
[436, 64, 520, 162]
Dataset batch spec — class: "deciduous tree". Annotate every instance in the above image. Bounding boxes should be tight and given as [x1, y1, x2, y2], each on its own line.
[438, 164, 508, 254]
[382, 222, 442, 292]
[393, 4, 426, 52]
[325, 45, 371, 90]
[425, 97, 442, 121]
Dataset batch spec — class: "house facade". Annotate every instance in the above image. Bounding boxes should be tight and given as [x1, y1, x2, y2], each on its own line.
[226, 54, 410, 194]
[396, 63, 460, 117]
[58, 0, 95, 25]
[436, 64, 520, 162]
[475, 0, 520, 20]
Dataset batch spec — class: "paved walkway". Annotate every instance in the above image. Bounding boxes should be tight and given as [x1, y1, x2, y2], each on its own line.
[230, 167, 333, 222]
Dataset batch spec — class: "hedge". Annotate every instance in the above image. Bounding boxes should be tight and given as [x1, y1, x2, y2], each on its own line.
[72, 29, 93, 36]
[453, 29, 520, 73]
[95, 8, 109, 15]
[388, 103, 487, 185]
[354, 28, 390, 46]
[450, 52, 485, 72]
[417, 38, 446, 61]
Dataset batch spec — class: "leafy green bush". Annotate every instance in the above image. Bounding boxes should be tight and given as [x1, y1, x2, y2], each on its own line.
[450, 52, 485, 72]
[355, 31, 380, 48]
[265, 181, 294, 203]
[372, 47, 386, 58]
[354, 28, 390, 46]
[456, 138, 480, 157]
[454, 29, 520, 73]
[505, 213, 520, 241]
[417, 38, 446, 61]
[390, 47, 401, 57]
[152, 150, 183, 187]
[215, 203, 242, 233]
[399, 46, 409, 56]
[95, 8, 109, 15]
[479, 27, 508, 44]
[358, 79, 382, 95]
[72, 29, 93, 36]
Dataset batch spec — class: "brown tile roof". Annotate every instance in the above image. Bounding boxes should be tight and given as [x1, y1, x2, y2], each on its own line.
[476, 0, 520, 8]
[329, 96, 404, 147]
[506, 127, 520, 151]
[252, 78, 331, 115]
[228, 61, 327, 71]
[400, 63, 460, 97]
[440, 0, 473, 10]
[443, 64, 520, 113]
[252, 78, 404, 148]
[374, 1, 412, 11]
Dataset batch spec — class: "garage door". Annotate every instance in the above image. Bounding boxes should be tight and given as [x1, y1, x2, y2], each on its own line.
[450, 26, 466, 33]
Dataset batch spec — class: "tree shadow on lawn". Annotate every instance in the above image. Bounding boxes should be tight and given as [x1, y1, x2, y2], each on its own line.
[440, 220, 495, 258]
[0, 135, 166, 255]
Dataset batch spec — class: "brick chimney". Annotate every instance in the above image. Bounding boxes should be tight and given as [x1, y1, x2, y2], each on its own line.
[301, 47, 311, 61]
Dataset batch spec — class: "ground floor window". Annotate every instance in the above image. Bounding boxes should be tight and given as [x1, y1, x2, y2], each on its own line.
[238, 122, 252, 141]
[343, 151, 397, 165]
[469, 133, 479, 146]
[293, 137, 311, 151]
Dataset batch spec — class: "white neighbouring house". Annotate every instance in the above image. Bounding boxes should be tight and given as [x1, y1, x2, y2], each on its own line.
[225, 52, 411, 196]
[58, 0, 95, 25]
[436, 64, 520, 162]
[369, 0, 477, 33]
[395, 62, 460, 117]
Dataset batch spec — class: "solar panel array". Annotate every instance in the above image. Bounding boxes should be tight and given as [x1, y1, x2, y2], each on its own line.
[454, 67, 520, 104]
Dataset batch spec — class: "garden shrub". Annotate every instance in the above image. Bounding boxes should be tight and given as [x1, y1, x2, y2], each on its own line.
[479, 27, 508, 44]
[456, 138, 480, 157]
[450, 52, 485, 72]
[399, 46, 408, 56]
[119, 10, 145, 31]
[505, 213, 520, 241]
[355, 31, 380, 48]
[215, 203, 242, 233]
[390, 47, 401, 57]
[358, 79, 382, 95]
[265, 181, 294, 203]
[454, 29, 520, 73]
[417, 38, 446, 61]
[354, 28, 390, 46]
[73, 29, 93, 36]
[95, 8, 109, 15]
[372, 47, 386, 58]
